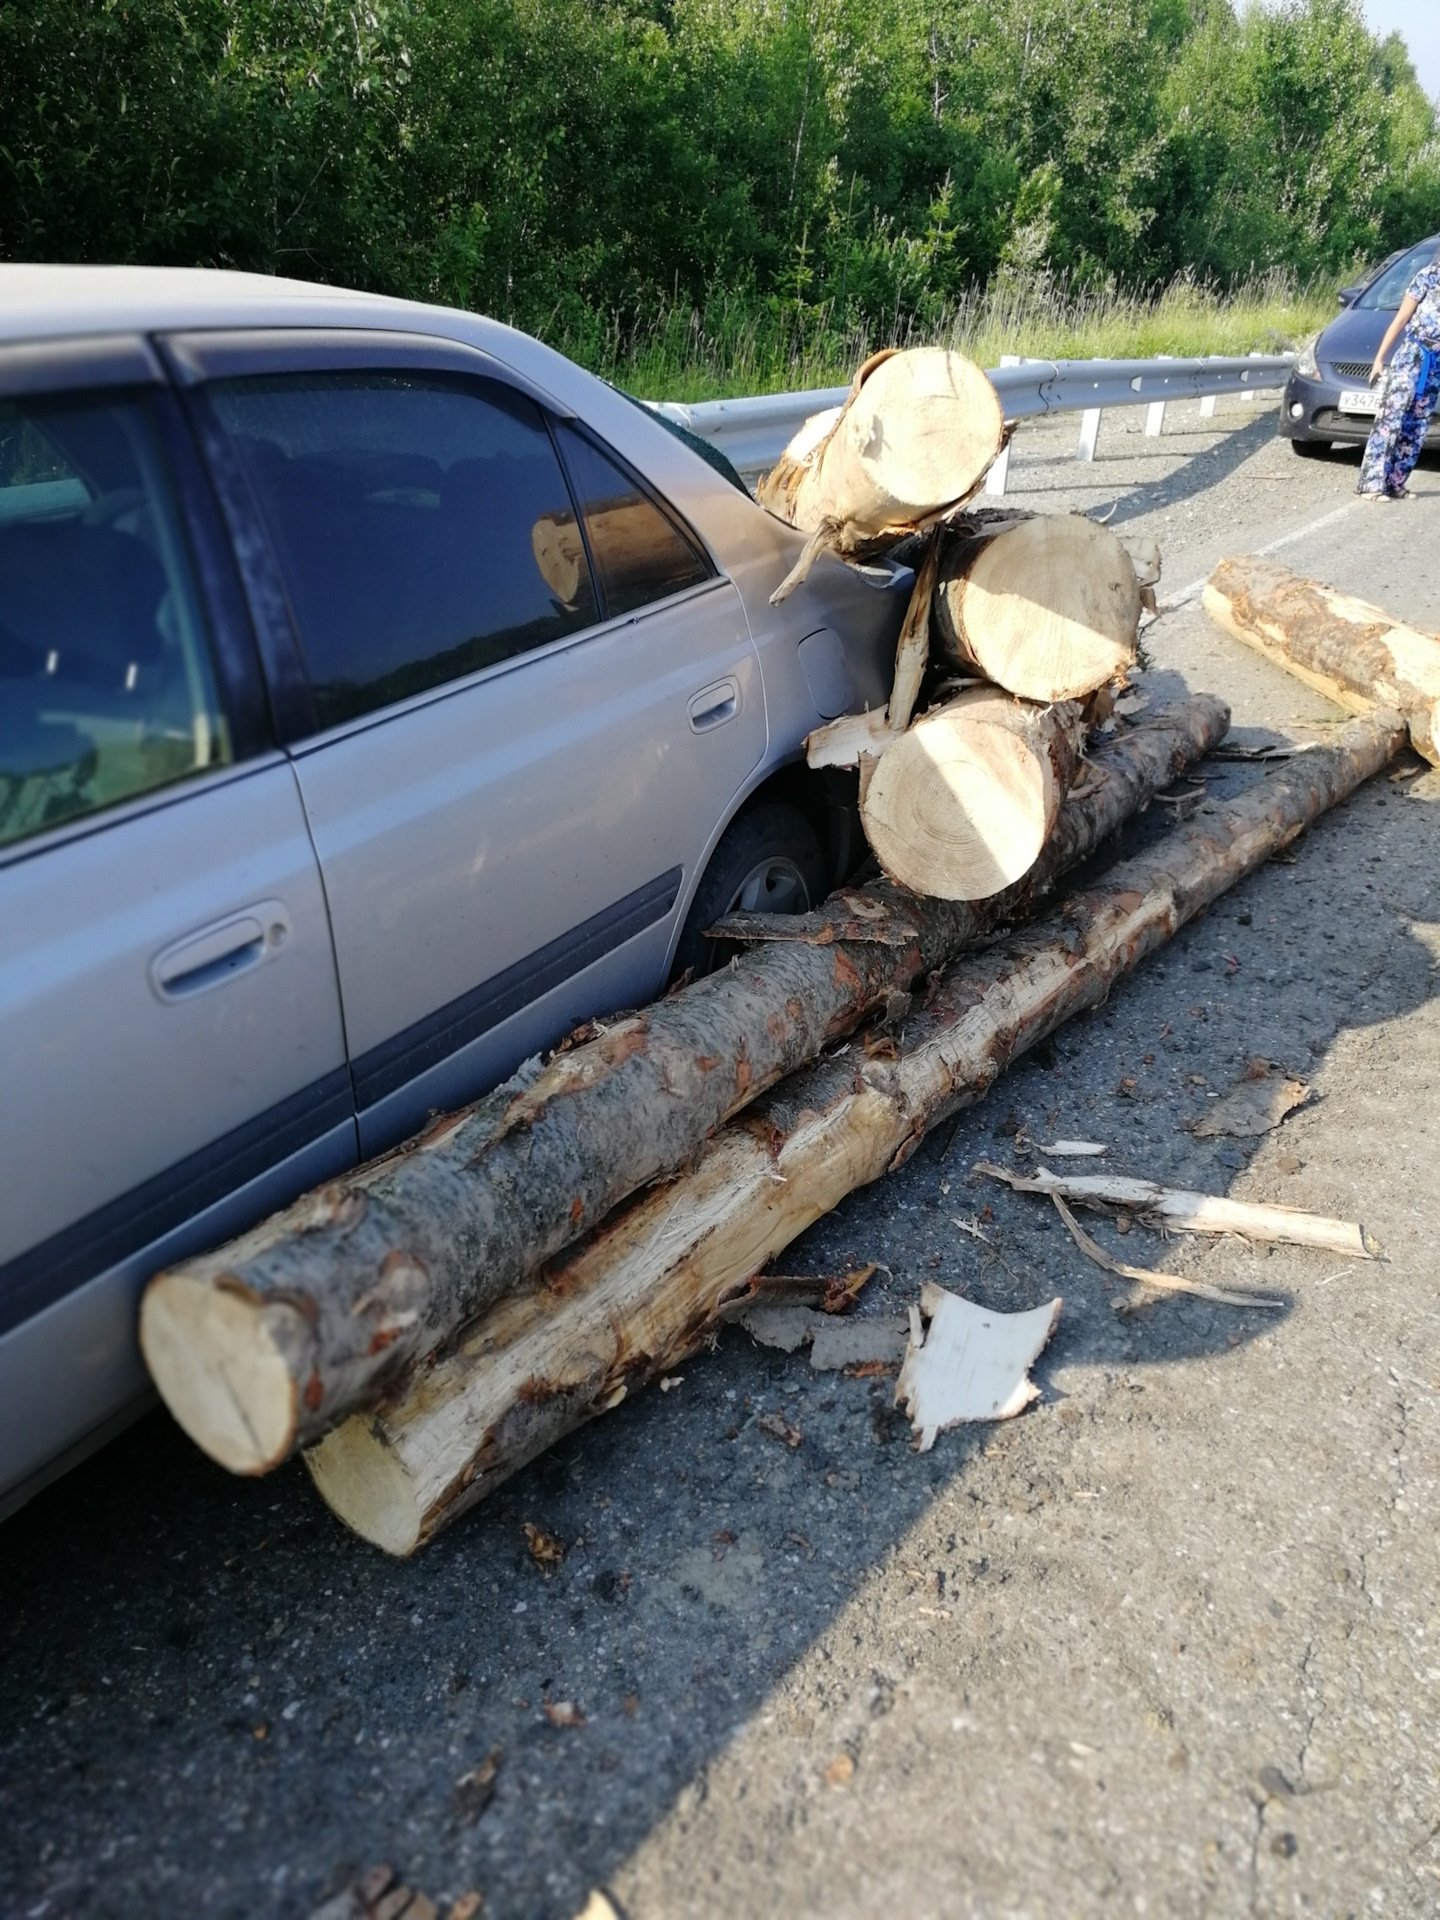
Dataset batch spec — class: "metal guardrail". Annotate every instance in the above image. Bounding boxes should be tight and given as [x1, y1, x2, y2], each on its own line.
[648, 351, 1295, 491]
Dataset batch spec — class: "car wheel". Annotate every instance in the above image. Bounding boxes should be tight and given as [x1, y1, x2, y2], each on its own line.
[671, 801, 828, 981]
[1289, 436, 1332, 459]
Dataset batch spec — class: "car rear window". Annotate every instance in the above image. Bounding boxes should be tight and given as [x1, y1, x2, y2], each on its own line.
[0, 390, 230, 850]
[1358, 241, 1440, 309]
[209, 372, 600, 730]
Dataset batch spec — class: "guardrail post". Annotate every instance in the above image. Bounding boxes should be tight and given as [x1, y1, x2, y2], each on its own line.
[1199, 394, 1217, 418]
[984, 356, 1022, 496]
[1077, 407, 1102, 462]
[1145, 354, 1174, 437]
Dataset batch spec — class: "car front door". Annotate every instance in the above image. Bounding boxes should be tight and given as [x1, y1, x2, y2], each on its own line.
[0, 342, 353, 1512]
[171, 331, 765, 1153]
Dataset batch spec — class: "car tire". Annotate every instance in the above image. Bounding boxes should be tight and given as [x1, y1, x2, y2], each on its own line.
[1289, 436, 1332, 459]
[671, 801, 828, 981]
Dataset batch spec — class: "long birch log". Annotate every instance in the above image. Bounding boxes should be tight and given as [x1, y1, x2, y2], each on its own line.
[139, 701, 1227, 1477]
[1204, 554, 1440, 764]
[305, 709, 1405, 1554]
[859, 689, 1085, 899]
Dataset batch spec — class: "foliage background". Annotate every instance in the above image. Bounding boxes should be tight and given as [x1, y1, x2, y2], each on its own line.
[2, 0, 1437, 390]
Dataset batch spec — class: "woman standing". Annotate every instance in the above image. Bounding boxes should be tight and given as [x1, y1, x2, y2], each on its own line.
[1358, 254, 1440, 499]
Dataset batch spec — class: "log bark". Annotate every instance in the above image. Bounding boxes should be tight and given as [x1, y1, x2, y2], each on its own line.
[859, 688, 1085, 899]
[1204, 555, 1440, 764]
[140, 701, 1228, 1477]
[757, 349, 1004, 599]
[305, 707, 1404, 1554]
[935, 513, 1141, 702]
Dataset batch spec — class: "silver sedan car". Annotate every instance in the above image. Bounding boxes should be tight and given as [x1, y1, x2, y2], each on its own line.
[0, 266, 907, 1516]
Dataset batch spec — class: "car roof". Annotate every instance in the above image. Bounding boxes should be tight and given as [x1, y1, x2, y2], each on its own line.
[0, 262, 612, 439]
[0, 263, 513, 350]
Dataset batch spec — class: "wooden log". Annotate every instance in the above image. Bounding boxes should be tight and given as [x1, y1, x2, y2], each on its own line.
[139, 702, 1228, 1477]
[306, 708, 1405, 1552]
[1203, 554, 1440, 764]
[859, 688, 1085, 900]
[934, 513, 1141, 702]
[757, 349, 1004, 599]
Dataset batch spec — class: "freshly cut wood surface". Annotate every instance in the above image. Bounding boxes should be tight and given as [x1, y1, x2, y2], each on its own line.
[804, 706, 896, 770]
[936, 514, 1141, 702]
[757, 348, 1004, 596]
[860, 687, 1084, 899]
[1204, 554, 1440, 763]
[306, 709, 1403, 1554]
[975, 1162, 1375, 1257]
[140, 700, 1228, 1477]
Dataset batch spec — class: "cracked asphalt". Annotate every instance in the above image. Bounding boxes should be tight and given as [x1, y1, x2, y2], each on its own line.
[4, 400, 1440, 1920]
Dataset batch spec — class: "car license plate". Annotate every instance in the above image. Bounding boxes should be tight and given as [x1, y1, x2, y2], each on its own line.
[1339, 389, 1379, 415]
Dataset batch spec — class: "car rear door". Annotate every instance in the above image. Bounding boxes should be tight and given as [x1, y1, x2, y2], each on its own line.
[0, 340, 353, 1511]
[169, 330, 765, 1154]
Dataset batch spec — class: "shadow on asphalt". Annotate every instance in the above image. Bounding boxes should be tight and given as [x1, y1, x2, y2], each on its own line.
[3, 754, 1438, 1920]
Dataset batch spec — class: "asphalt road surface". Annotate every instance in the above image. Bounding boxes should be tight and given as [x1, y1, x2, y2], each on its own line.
[5, 403, 1440, 1920]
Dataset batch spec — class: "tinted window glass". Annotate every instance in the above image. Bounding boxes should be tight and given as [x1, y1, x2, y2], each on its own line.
[556, 425, 710, 619]
[0, 390, 230, 850]
[210, 373, 598, 729]
[1359, 242, 1440, 309]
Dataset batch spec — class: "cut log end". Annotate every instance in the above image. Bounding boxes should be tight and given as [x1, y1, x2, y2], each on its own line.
[938, 514, 1140, 703]
[760, 348, 1004, 550]
[838, 349, 1004, 521]
[861, 688, 1081, 900]
[306, 1420, 424, 1558]
[140, 1274, 300, 1476]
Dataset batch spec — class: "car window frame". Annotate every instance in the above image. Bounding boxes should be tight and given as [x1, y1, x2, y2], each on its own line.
[162, 328, 727, 751]
[0, 335, 274, 871]
[550, 416, 718, 625]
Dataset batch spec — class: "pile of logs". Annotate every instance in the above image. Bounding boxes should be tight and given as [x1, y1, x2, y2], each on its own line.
[136, 349, 1425, 1556]
[763, 349, 1162, 903]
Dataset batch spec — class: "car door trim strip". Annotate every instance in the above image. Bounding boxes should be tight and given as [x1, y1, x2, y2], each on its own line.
[350, 866, 685, 1112]
[0, 1068, 355, 1339]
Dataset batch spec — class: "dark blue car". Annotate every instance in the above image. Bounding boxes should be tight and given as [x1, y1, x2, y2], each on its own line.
[1280, 234, 1440, 456]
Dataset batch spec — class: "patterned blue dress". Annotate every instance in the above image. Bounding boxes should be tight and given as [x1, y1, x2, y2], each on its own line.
[1359, 261, 1440, 496]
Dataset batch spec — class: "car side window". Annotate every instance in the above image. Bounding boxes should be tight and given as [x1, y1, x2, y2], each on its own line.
[0, 389, 231, 851]
[207, 372, 600, 730]
[555, 424, 711, 619]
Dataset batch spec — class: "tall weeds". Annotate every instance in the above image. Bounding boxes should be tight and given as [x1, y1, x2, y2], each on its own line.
[564, 269, 1339, 401]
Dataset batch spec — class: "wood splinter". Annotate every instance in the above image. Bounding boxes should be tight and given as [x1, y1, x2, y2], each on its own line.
[974, 1162, 1377, 1257]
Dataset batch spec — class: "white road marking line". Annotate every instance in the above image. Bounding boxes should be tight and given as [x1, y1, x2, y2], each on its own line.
[1159, 502, 1357, 612]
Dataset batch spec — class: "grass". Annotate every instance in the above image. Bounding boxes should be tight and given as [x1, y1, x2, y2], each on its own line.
[553, 268, 1337, 402]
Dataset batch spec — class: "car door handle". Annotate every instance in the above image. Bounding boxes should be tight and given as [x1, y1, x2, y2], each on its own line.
[688, 678, 740, 732]
[150, 902, 292, 1001]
